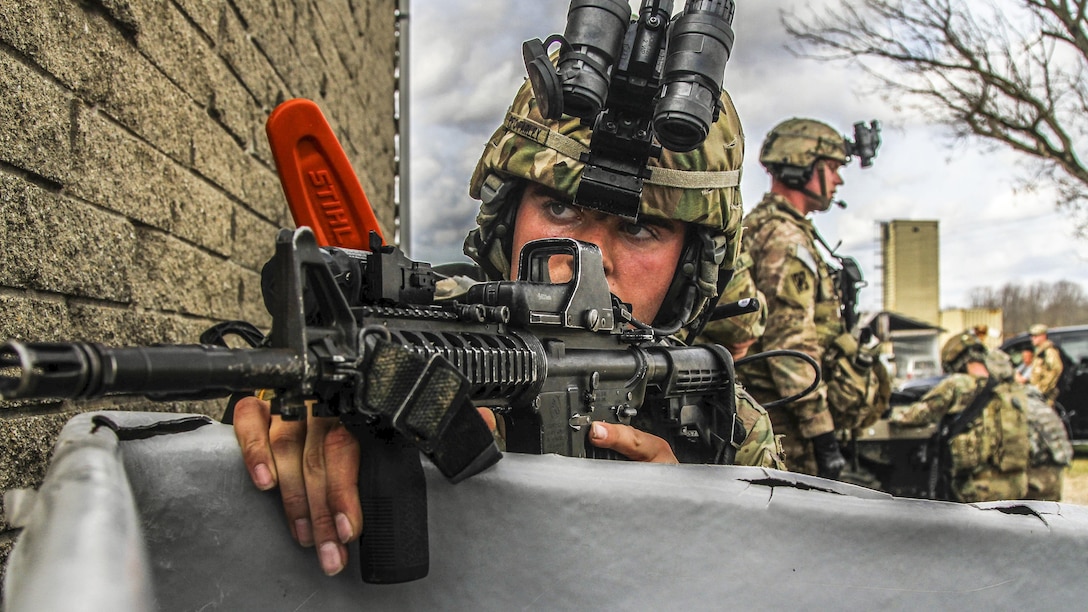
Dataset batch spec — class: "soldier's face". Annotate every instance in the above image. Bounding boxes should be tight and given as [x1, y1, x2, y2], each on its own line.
[511, 183, 686, 324]
[804, 159, 844, 213]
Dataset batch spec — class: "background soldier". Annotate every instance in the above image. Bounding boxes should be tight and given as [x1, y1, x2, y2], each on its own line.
[889, 333, 1030, 503]
[1015, 348, 1034, 384]
[738, 118, 884, 479]
[1028, 324, 1064, 406]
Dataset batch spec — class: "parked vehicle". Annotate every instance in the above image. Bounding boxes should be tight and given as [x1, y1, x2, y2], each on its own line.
[847, 377, 940, 498]
[899, 357, 940, 382]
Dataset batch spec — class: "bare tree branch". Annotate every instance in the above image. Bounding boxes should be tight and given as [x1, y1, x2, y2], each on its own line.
[784, 0, 1088, 230]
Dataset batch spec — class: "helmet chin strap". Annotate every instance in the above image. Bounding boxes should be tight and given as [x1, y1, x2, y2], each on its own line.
[649, 227, 703, 335]
[799, 160, 834, 212]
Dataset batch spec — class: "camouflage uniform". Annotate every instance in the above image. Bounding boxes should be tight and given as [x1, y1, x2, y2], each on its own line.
[733, 388, 784, 468]
[738, 192, 840, 474]
[696, 249, 767, 351]
[890, 372, 1030, 503]
[464, 78, 784, 470]
[1030, 339, 1064, 405]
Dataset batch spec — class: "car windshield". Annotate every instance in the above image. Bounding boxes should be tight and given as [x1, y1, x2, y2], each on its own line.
[1057, 333, 1088, 366]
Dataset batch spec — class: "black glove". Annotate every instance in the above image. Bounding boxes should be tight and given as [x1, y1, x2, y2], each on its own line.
[811, 431, 846, 480]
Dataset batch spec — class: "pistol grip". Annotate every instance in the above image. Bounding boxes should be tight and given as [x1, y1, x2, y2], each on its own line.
[355, 426, 429, 584]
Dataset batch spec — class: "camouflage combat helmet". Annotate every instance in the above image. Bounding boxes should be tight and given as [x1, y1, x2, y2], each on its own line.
[464, 76, 745, 334]
[759, 117, 848, 172]
[759, 118, 847, 211]
[984, 348, 1016, 383]
[940, 332, 989, 374]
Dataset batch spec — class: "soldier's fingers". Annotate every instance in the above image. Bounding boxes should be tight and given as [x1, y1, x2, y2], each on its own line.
[302, 415, 348, 576]
[588, 422, 678, 464]
[232, 397, 277, 490]
[727, 338, 757, 360]
[477, 407, 498, 433]
[269, 416, 311, 546]
[323, 423, 362, 546]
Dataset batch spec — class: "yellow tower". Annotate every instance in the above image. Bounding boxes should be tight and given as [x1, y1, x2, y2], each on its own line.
[882, 220, 940, 325]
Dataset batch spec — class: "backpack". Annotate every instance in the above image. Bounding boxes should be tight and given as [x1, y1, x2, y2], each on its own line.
[824, 332, 890, 430]
[1025, 388, 1074, 466]
[929, 377, 1030, 500]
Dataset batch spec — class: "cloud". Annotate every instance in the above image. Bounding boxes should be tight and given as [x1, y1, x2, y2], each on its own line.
[407, 0, 1088, 314]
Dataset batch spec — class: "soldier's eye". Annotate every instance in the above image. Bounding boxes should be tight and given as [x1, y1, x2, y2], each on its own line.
[544, 200, 581, 221]
[620, 222, 656, 240]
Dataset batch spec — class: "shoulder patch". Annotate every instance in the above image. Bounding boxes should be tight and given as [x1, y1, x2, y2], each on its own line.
[776, 247, 817, 308]
[792, 244, 819, 275]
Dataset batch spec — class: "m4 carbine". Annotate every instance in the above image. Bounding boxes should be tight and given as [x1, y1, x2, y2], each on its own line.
[0, 227, 743, 582]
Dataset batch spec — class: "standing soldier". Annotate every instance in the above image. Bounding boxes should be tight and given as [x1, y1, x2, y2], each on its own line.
[1028, 324, 1064, 406]
[889, 334, 1030, 503]
[738, 118, 886, 479]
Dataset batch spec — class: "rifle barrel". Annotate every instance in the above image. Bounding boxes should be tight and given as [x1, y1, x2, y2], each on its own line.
[0, 341, 304, 400]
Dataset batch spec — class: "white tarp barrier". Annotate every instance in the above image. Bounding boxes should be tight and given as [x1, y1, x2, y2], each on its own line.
[6, 411, 1088, 610]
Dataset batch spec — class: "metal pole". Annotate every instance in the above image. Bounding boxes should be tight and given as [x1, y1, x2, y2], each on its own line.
[396, 0, 411, 255]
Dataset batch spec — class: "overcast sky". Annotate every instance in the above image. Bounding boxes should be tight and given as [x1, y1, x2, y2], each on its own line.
[407, 0, 1088, 312]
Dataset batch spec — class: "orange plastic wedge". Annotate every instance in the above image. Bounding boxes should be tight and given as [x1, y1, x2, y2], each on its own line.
[265, 98, 384, 249]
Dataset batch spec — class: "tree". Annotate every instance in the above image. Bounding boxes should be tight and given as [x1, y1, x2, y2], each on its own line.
[969, 280, 1088, 335]
[783, 0, 1088, 231]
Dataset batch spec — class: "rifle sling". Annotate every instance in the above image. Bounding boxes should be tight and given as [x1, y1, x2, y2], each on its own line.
[927, 377, 997, 498]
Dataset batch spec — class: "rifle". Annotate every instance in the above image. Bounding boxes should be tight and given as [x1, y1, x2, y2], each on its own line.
[1, 97, 744, 584]
[1, 225, 500, 584]
[0, 227, 746, 579]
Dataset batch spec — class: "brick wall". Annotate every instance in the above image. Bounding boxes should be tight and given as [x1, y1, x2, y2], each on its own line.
[0, 0, 398, 589]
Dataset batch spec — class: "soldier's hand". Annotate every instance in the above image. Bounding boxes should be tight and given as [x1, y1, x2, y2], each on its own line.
[233, 399, 499, 577]
[588, 422, 679, 464]
[476, 407, 499, 433]
[233, 396, 361, 576]
[726, 338, 757, 360]
[477, 410, 676, 462]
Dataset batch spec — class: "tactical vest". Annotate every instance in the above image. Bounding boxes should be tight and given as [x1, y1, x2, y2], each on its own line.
[752, 203, 844, 346]
[943, 378, 1031, 485]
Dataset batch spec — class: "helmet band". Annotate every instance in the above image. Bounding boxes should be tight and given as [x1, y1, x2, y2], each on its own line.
[503, 112, 742, 190]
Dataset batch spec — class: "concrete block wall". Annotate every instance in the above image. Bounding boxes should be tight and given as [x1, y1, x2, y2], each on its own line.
[0, 0, 398, 589]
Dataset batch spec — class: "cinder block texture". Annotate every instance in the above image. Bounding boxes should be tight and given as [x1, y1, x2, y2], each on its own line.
[0, 0, 398, 587]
